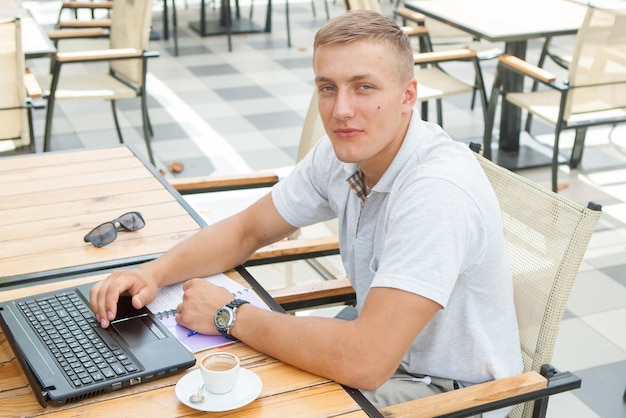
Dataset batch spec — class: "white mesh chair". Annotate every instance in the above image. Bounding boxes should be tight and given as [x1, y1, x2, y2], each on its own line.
[38, 0, 159, 163]
[0, 17, 42, 155]
[370, 145, 601, 417]
[474, 145, 602, 417]
[483, 1, 626, 192]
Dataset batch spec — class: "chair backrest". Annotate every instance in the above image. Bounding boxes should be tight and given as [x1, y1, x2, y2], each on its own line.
[475, 151, 601, 418]
[346, 0, 383, 13]
[293, 92, 340, 237]
[565, 2, 626, 119]
[296, 92, 325, 163]
[0, 17, 30, 152]
[109, 0, 153, 86]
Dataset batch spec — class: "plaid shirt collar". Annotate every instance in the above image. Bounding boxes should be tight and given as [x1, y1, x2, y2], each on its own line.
[347, 169, 368, 204]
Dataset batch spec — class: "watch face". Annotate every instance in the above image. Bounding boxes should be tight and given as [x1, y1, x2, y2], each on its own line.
[215, 307, 231, 328]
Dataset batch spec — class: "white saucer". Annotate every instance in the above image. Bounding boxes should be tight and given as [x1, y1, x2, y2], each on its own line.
[175, 368, 262, 412]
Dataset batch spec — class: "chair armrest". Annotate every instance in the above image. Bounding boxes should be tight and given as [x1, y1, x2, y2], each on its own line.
[246, 235, 340, 266]
[58, 19, 112, 29]
[47, 27, 108, 40]
[24, 69, 43, 99]
[381, 365, 581, 418]
[268, 277, 355, 311]
[402, 26, 429, 37]
[381, 371, 547, 417]
[170, 172, 279, 194]
[414, 49, 477, 64]
[498, 54, 557, 84]
[55, 48, 157, 63]
[395, 7, 426, 24]
[60, 1, 113, 10]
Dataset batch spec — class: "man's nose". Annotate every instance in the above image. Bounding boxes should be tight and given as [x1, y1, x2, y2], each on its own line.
[333, 90, 355, 120]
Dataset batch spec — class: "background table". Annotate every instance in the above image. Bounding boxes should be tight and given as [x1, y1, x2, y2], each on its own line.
[0, 146, 205, 288]
[405, 0, 587, 169]
[0, 270, 373, 417]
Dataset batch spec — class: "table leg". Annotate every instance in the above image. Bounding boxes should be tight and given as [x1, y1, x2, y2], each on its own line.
[201, 0, 206, 34]
[163, 0, 169, 40]
[189, 0, 270, 39]
[265, 0, 272, 33]
[499, 40, 526, 152]
[492, 40, 556, 170]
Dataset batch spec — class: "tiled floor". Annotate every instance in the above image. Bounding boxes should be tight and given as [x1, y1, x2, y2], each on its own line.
[17, 0, 626, 416]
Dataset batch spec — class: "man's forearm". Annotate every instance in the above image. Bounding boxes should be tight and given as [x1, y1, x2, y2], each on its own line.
[141, 218, 258, 288]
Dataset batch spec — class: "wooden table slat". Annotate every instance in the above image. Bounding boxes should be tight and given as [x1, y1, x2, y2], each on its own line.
[1, 230, 198, 280]
[0, 177, 161, 212]
[0, 188, 186, 227]
[0, 167, 155, 198]
[0, 155, 143, 184]
[3, 214, 199, 258]
[0, 147, 134, 173]
[1, 201, 191, 242]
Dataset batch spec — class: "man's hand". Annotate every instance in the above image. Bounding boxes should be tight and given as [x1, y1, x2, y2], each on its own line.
[175, 279, 234, 335]
[89, 269, 158, 328]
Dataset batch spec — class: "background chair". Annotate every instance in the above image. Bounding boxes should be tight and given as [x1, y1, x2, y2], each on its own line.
[56, 0, 113, 29]
[483, 3, 626, 192]
[394, 5, 502, 110]
[412, 48, 487, 127]
[38, 0, 159, 164]
[0, 17, 43, 156]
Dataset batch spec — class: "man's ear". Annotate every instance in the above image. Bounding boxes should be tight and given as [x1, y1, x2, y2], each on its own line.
[403, 78, 418, 109]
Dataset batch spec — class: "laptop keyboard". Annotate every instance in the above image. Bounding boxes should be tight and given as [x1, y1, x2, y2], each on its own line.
[18, 291, 139, 388]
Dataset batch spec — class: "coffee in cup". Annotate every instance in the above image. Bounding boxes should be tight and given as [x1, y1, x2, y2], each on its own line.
[200, 352, 240, 394]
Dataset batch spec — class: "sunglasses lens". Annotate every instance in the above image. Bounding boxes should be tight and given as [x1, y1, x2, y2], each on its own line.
[86, 223, 117, 247]
[118, 212, 145, 231]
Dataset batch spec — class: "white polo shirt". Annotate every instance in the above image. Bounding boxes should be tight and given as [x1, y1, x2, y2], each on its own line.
[272, 109, 522, 385]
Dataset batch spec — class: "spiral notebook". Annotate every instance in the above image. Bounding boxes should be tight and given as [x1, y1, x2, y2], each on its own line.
[147, 274, 269, 353]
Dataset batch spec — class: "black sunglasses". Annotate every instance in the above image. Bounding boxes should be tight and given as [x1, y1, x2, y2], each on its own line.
[84, 211, 146, 248]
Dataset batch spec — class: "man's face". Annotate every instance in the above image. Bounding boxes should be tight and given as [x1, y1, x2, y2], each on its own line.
[313, 40, 416, 174]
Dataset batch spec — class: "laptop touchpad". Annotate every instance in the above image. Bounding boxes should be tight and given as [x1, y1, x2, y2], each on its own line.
[112, 318, 158, 347]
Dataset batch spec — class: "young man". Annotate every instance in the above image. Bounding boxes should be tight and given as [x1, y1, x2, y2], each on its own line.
[90, 10, 522, 410]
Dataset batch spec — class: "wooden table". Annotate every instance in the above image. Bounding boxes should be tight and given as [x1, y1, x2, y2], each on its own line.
[405, 0, 587, 170]
[0, 146, 206, 288]
[0, 270, 373, 417]
[1, 0, 57, 59]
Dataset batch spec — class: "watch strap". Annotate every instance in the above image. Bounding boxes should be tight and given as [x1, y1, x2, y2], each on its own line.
[216, 298, 250, 340]
[227, 298, 250, 310]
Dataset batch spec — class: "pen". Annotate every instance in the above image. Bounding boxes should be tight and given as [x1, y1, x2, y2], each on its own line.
[187, 330, 197, 337]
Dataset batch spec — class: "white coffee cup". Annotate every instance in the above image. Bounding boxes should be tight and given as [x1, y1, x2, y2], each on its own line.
[200, 352, 240, 394]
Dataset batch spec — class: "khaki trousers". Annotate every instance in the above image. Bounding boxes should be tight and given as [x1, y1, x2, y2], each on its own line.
[361, 369, 482, 418]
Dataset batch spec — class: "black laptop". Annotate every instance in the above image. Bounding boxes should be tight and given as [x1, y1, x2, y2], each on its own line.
[0, 282, 196, 407]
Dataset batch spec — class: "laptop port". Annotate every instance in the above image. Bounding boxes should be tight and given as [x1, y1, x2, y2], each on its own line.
[129, 377, 142, 385]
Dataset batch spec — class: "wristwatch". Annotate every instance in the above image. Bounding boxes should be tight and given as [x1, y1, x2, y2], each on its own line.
[214, 299, 250, 340]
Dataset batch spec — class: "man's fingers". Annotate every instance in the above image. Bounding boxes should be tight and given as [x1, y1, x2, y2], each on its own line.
[90, 272, 136, 328]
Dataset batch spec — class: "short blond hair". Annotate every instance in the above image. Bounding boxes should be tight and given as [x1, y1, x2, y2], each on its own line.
[313, 10, 414, 83]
